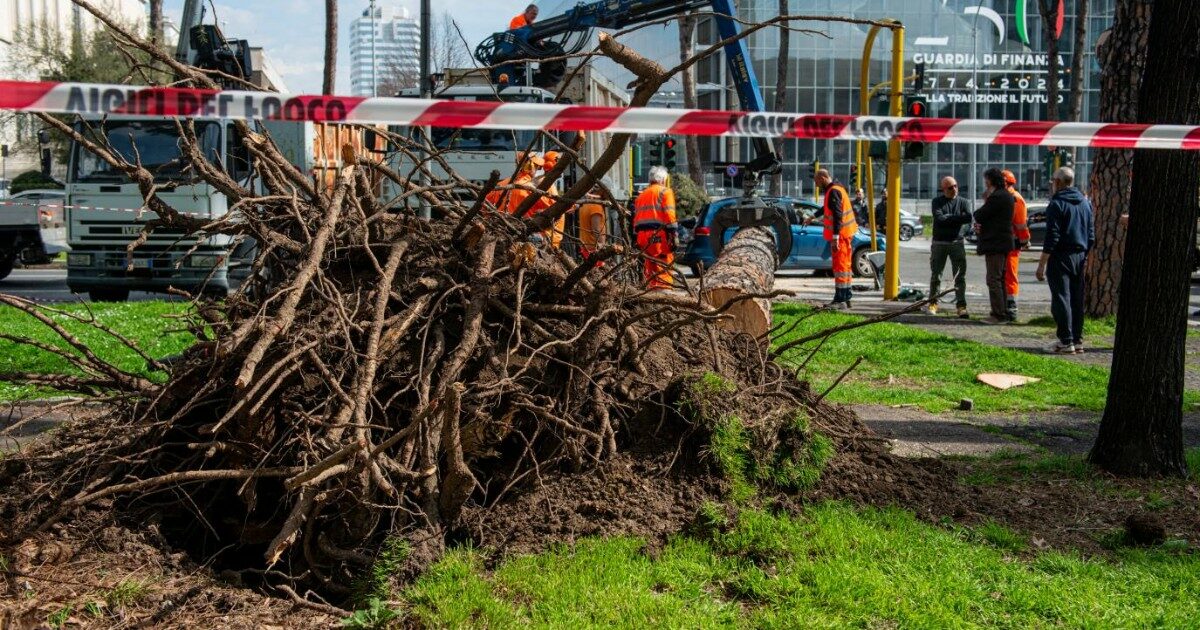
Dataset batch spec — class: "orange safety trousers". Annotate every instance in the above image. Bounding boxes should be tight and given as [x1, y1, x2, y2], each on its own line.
[636, 230, 674, 289]
[1005, 249, 1021, 297]
[832, 239, 853, 290]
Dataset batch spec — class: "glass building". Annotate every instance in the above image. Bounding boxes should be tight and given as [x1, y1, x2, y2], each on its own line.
[587, 0, 1115, 203]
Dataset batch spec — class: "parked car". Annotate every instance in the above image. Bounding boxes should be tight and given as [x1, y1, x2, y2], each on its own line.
[863, 209, 924, 241]
[0, 189, 68, 280]
[678, 196, 886, 277]
[966, 201, 1048, 248]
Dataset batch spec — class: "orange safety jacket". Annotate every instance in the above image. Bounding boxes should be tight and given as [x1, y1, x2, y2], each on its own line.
[1009, 187, 1031, 244]
[509, 14, 528, 29]
[822, 182, 857, 241]
[632, 184, 678, 233]
[485, 173, 551, 216]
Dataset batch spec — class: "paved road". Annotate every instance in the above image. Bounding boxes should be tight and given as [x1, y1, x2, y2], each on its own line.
[0, 268, 163, 303]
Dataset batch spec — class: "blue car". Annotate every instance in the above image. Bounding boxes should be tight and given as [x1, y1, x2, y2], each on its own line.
[678, 196, 885, 277]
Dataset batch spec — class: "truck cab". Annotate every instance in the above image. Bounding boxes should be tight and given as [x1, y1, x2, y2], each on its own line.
[64, 117, 254, 301]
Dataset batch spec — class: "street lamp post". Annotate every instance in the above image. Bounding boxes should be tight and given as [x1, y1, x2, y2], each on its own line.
[969, 0, 985, 204]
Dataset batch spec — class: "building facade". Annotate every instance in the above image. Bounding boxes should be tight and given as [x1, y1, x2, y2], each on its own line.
[0, 0, 147, 178]
[606, 0, 1114, 202]
[349, 4, 420, 97]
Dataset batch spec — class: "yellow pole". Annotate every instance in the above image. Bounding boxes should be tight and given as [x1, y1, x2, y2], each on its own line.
[813, 160, 821, 202]
[884, 24, 904, 300]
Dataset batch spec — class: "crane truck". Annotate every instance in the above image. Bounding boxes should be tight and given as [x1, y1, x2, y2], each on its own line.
[390, 0, 793, 260]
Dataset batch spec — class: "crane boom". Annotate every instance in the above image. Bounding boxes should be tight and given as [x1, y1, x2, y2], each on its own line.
[474, 0, 778, 175]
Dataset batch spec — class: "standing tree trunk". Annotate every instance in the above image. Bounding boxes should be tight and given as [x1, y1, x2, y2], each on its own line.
[1067, 0, 1090, 122]
[702, 227, 778, 339]
[770, 0, 790, 196]
[1083, 0, 1152, 316]
[678, 14, 705, 188]
[148, 0, 163, 48]
[1039, 0, 1063, 121]
[1088, 0, 1199, 477]
[322, 0, 338, 95]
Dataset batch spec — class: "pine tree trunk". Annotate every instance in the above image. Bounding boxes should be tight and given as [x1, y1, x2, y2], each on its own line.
[1088, 0, 1199, 477]
[1067, 0, 1089, 122]
[149, 0, 163, 48]
[701, 227, 778, 339]
[1039, 0, 1062, 121]
[678, 14, 705, 189]
[770, 0, 789, 196]
[323, 0, 338, 95]
[1083, 0, 1152, 317]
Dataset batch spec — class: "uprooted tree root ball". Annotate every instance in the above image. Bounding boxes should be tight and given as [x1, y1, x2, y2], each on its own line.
[0, 197, 856, 599]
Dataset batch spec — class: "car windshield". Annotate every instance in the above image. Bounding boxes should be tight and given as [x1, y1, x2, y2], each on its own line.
[71, 121, 220, 184]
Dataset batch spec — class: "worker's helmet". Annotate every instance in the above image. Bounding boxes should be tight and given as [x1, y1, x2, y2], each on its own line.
[542, 151, 560, 169]
[1002, 169, 1017, 186]
[515, 151, 545, 168]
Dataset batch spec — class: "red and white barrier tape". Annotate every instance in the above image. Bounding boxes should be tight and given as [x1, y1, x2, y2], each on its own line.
[0, 199, 204, 217]
[2, 80, 1199, 150]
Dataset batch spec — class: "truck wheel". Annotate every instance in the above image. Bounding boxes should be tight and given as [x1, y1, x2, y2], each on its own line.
[0, 256, 13, 281]
[853, 247, 874, 278]
[88, 288, 130, 302]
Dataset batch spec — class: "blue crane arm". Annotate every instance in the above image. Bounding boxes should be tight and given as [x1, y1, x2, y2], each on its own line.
[478, 0, 779, 173]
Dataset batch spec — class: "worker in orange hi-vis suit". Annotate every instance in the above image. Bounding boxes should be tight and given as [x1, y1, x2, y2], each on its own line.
[632, 166, 678, 289]
[538, 151, 568, 248]
[509, 4, 538, 29]
[814, 168, 857, 308]
[485, 152, 550, 222]
[1002, 169, 1031, 320]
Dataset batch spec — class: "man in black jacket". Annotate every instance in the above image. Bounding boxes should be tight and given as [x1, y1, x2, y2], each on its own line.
[1036, 167, 1095, 354]
[973, 167, 1016, 324]
[929, 176, 973, 318]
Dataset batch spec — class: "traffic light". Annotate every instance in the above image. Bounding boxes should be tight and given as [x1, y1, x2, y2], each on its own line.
[914, 62, 927, 92]
[808, 159, 819, 179]
[903, 95, 929, 160]
[1045, 148, 1075, 181]
[663, 136, 677, 169]
[632, 145, 643, 177]
[849, 163, 860, 190]
[647, 136, 663, 166]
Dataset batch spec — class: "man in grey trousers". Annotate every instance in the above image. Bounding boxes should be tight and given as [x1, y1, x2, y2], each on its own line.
[929, 176, 973, 318]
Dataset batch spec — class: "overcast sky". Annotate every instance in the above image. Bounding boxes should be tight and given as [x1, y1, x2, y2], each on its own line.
[162, 0, 535, 94]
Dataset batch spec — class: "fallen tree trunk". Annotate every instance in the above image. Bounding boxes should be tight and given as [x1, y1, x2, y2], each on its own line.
[701, 227, 778, 338]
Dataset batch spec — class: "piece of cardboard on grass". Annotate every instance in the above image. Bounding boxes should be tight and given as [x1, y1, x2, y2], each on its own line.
[977, 373, 1041, 390]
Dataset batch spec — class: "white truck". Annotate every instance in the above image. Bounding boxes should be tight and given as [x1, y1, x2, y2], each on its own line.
[0, 188, 69, 281]
[64, 119, 376, 301]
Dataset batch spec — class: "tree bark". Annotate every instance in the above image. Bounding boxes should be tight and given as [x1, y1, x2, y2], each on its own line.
[1083, 0, 1152, 316]
[1067, 0, 1089, 122]
[770, 0, 789, 196]
[1088, 0, 1199, 477]
[701, 227, 778, 339]
[323, 0, 338, 95]
[1039, 0, 1063, 121]
[148, 0, 163, 48]
[678, 14, 704, 188]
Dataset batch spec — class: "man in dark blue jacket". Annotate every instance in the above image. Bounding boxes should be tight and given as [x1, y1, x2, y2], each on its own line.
[1036, 167, 1095, 354]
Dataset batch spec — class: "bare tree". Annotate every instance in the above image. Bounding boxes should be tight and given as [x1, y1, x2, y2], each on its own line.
[678, 13, 704, 188]
[770, 0, 789, 196]
[375, 54, 419, 97]
[323, 0, 337, 95]
[432, 13, 469, 74]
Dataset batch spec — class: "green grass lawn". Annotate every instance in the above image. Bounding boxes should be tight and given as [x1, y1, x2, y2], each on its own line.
[770, 304, 1200, 413]
[393, 502, 1200, 629]
[0, 301, 194, 401]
